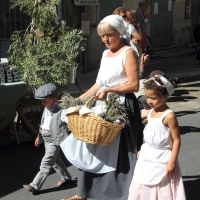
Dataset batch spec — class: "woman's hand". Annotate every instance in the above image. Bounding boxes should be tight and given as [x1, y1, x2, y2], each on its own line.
[137, 151, 140, 158]
[166, 160, 175, 176]
[96, 87, 108, 100]
[35, 136, 40, 147]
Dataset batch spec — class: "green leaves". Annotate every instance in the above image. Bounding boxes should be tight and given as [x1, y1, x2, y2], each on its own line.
[10, 0, 59, 33]
[8, 23, 85, 94]
[8, 0, 85, 95]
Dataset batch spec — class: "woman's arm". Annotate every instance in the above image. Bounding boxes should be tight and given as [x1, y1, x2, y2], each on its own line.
[97, 48, 139, 100]
[164, 112, 181, 176]
[79, 83, 101, 99]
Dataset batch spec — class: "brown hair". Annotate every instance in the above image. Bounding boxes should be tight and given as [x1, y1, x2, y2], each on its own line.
[144, 70, 168, 96]
[112, 7, 126, 16]
[125, 10, 137, 24]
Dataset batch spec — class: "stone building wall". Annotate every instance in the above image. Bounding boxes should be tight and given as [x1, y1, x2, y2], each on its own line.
[64, 0, 194, 70]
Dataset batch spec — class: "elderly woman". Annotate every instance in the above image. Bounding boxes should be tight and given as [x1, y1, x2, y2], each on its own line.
[61, 15, 143, 200]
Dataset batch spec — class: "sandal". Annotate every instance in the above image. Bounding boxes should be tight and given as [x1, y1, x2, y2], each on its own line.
[23, 184, 32, 191]
[23, 184, 38, 194]
[57, 178, 72, 186]
[61, 194, 87, 200]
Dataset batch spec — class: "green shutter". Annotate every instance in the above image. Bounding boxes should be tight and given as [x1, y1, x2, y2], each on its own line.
[100, 0, 122, 19]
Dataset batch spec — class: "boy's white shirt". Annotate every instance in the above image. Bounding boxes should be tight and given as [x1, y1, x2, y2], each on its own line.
[41, 109, 69, 130]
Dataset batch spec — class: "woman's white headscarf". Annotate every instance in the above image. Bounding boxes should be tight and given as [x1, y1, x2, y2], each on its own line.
[100, 15, 128, 36]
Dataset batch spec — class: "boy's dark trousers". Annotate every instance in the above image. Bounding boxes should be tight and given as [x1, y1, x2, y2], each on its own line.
[29, 139, 71, 191]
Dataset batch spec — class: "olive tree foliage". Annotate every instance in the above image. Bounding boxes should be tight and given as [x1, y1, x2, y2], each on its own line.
[8, 0, 85, 94]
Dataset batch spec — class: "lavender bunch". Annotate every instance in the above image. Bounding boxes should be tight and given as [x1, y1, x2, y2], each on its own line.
[60, 93, 95, 109]
[98, 93, 129, 125]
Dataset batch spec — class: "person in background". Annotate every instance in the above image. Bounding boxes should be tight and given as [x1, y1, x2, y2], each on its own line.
[128, 70, 186, 200]
[136, 0, 153, 52]
[23, 83, 71, 194]
[124, 10, 143, 63]
[61, 14, 143, 200]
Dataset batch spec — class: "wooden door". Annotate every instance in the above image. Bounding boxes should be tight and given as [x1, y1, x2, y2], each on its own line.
[149, 0, 173, 48]
[100, 0, 122, 19]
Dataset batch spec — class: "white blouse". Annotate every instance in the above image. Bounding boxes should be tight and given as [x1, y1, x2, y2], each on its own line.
[61, 47, 131, 174]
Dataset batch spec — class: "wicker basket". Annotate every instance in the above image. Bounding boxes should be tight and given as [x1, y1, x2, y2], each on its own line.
[67, 96, 123, 146]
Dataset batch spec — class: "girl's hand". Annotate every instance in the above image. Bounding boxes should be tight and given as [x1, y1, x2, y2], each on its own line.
[137, 151, 140, 158]
[35, 136, 40, 147]
[165, 160, 175, 176]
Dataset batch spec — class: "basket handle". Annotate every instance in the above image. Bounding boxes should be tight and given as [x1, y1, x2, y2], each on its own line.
[85, 96, 108, 107]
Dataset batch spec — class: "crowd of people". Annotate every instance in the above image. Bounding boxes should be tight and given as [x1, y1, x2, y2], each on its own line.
[23, 1, 186, 200]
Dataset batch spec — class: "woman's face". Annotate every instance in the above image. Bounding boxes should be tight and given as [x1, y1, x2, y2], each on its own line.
[100, 30, 120, 49]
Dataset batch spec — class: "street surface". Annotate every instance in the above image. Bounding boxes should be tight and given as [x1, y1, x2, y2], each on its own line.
[0, 77, 200, 200]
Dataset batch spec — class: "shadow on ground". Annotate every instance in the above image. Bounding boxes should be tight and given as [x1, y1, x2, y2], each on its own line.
[0, 141, 72, 198]
[32, 180, 77, 195]
[183, 176, 200, 200]
[179, 126, 200, 135]
[175, 110, 200, 117]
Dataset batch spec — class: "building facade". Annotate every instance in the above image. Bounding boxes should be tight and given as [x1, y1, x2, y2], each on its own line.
[1, 0, 200, 70]
[68, 0, 200, 70]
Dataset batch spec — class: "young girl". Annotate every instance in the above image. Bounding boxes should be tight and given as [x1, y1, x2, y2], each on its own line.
[128, 71, 186, 200]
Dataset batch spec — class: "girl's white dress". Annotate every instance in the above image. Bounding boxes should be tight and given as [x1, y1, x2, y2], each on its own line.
[128, 109, 186, 200]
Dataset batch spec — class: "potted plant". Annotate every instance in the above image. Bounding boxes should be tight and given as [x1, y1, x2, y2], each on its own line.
[8, 0, 85, 139]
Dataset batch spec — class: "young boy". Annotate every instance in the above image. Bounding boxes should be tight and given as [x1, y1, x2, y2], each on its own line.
[23, 83, 71, 194]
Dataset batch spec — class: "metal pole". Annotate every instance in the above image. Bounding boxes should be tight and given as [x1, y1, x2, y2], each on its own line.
[9, 0, 11, 37]
[3, 0, 6, 38]
[82, 6, 87, 74]
[83, 36, 88, 74]
[58, 0, 62, 20]
[15, 6, 16, 30]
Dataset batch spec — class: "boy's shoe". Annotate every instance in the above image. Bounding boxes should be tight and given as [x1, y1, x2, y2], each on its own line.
[23, 184, 38, 194]
[57, 178, 72, 187]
